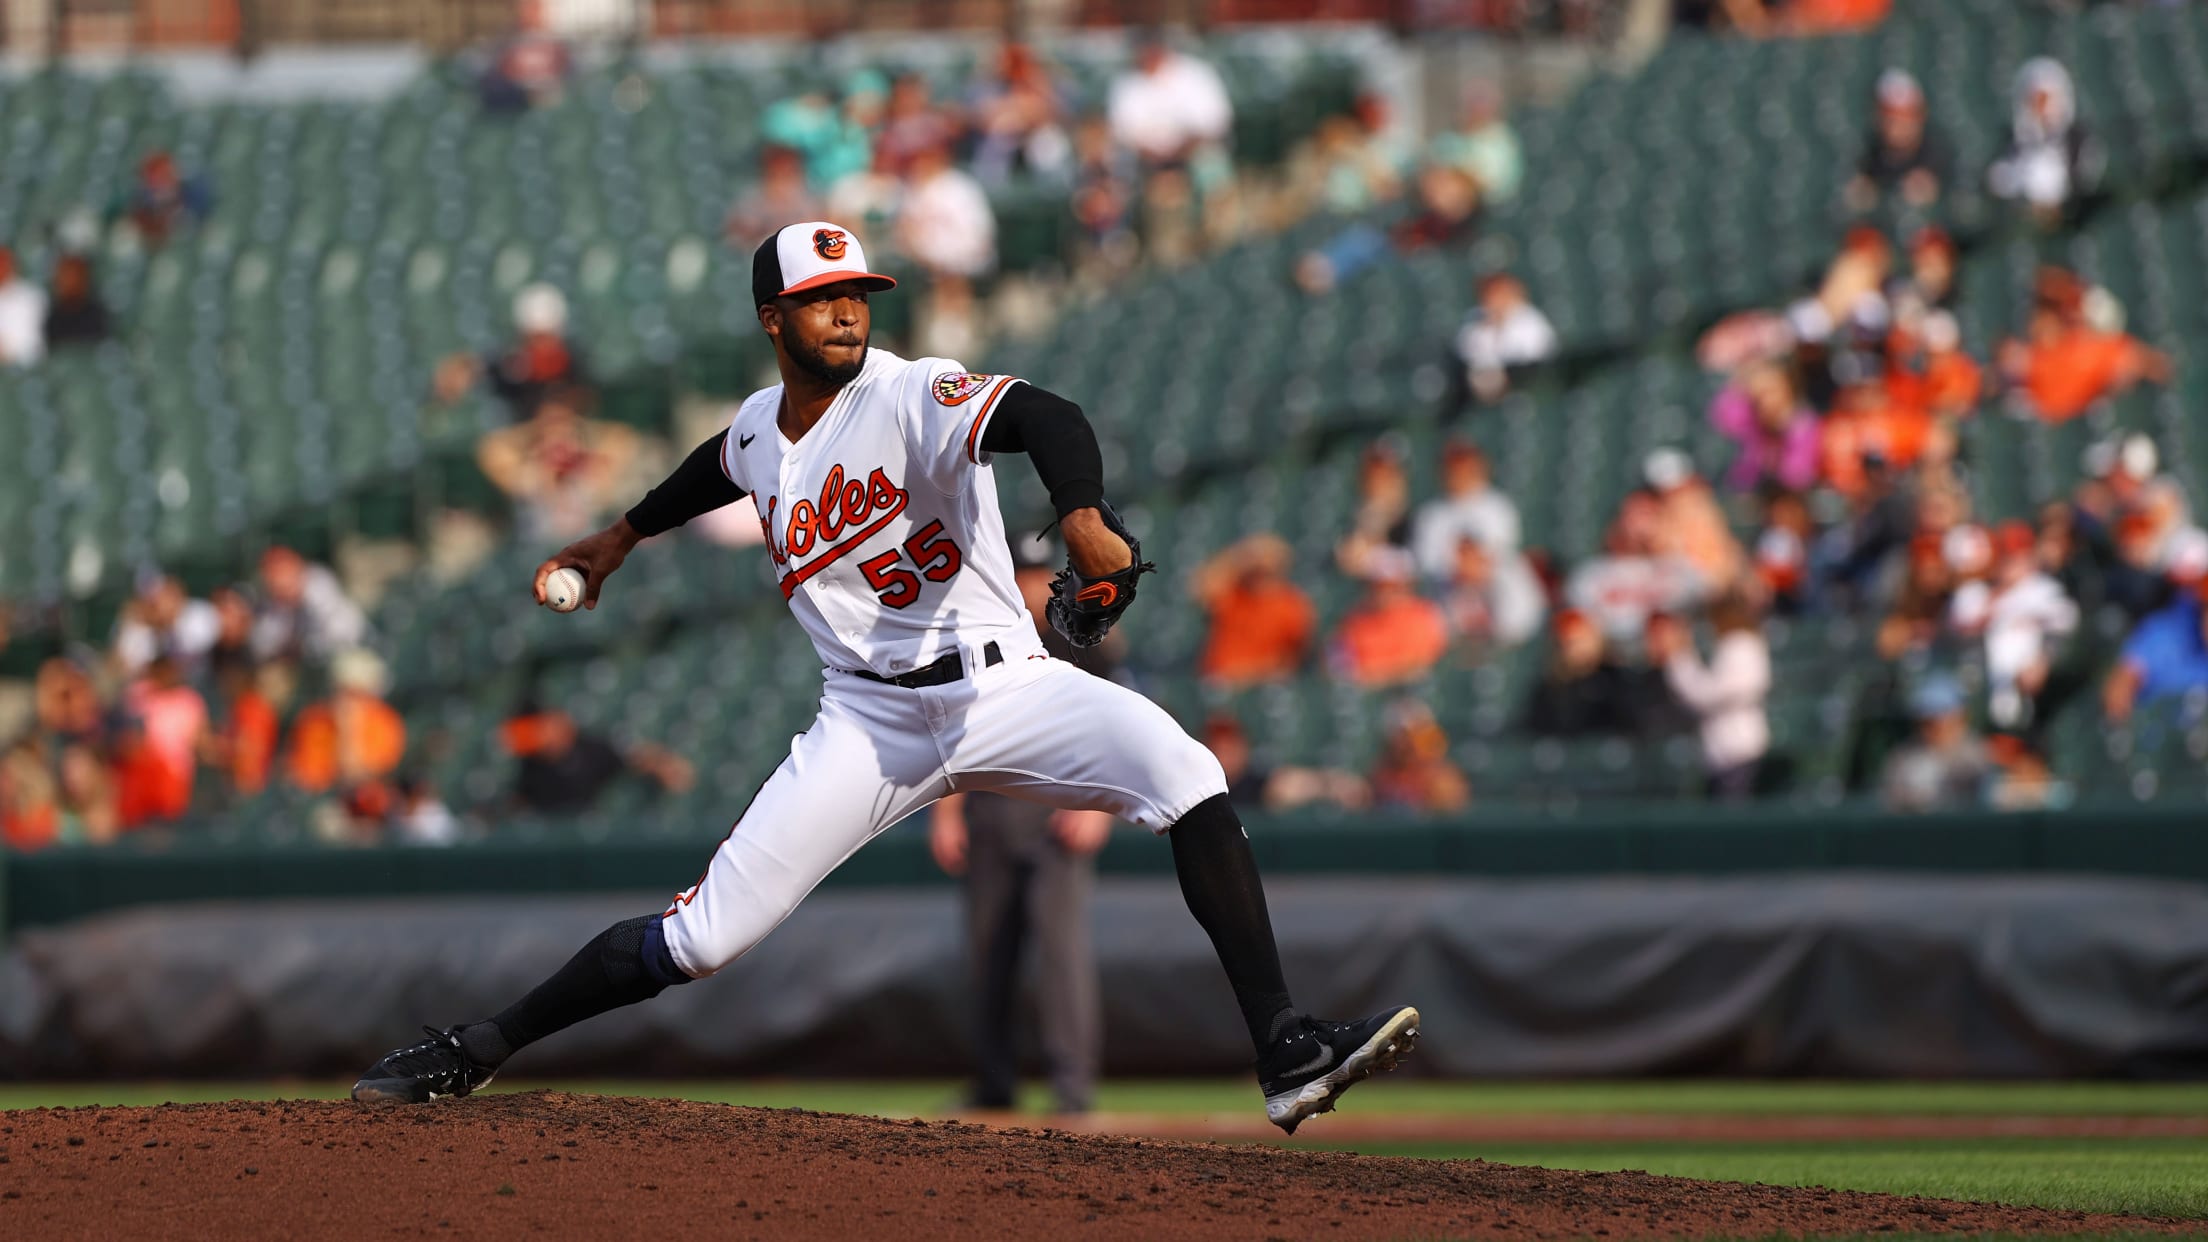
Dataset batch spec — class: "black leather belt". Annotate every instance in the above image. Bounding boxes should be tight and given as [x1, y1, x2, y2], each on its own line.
[848, 641, 1002, 688]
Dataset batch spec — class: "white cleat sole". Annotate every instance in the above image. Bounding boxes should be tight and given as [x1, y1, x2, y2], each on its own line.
[1264, 1006, 1420, 1135]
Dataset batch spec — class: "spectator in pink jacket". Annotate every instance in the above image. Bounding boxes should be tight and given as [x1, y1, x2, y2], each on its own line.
[1710, 359, 1821, 494]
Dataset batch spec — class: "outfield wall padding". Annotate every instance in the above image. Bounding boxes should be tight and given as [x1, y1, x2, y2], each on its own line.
[13, 804, 2208, 936]
[3, 875, 2206, 1080]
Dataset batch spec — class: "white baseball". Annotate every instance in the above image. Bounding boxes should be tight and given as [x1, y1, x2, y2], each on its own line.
[545, 567, 586, 613]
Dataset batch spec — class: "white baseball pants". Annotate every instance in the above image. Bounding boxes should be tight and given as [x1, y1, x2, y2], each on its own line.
[658, 635, 1227, 978]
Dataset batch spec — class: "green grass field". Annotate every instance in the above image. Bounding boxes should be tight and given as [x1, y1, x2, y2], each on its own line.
[6, 1079, 2204, 1225]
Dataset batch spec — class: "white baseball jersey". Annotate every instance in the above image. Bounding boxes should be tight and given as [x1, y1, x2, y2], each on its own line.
[659, 345, 1229, 980]
[721, 348, 1032, 677]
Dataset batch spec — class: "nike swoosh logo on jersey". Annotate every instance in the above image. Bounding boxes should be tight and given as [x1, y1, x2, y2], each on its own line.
[1282, 1041, 1334, 1078]
[739, 432, 757, 449]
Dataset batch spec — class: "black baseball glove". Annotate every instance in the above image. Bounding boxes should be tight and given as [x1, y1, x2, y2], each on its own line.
[1046, 501, 1156, 648]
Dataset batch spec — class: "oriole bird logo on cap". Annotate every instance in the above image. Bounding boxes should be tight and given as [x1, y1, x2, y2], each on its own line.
[813, 228, 848, 260]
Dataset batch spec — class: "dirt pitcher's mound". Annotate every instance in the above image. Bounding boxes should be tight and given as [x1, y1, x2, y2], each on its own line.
[0, 1093, 2188, 1241]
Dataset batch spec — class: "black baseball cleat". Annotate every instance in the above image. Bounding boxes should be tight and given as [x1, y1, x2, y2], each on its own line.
[351, 1026, 498, 1103]
[1257, 1005, 1420, 1134]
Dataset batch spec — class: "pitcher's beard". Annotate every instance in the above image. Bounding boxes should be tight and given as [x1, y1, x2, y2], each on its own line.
[788, 335, 867, 386]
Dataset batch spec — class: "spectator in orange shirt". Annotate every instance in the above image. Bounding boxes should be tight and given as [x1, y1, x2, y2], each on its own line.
[1, 740, 58, 850]
[286, 648, 406, 797]
[1999, 304, 2170, 423]
[113, 655, 207, 826]
[1785, 0, 1890, 34]
[1328, 547, 1448, 687]
[212, 662, 283, 798]
[1821, 376, 1948, 501]
[1887, 310, 1981, 419]
[1192, 534, 1316, 686]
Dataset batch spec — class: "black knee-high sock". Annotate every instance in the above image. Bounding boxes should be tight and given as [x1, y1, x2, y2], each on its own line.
[1168, 794, 1297, 1054]
[456, 914, 691, 1068]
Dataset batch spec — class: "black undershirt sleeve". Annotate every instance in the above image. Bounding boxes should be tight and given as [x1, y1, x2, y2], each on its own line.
[624, 430, 747, 537]
[978, 382, 1105, 517]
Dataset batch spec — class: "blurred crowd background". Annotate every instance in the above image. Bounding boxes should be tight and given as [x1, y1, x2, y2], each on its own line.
[5, 0, 2208, 854]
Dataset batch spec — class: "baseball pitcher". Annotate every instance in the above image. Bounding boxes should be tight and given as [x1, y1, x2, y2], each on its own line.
[352, 222, 1419, 1132]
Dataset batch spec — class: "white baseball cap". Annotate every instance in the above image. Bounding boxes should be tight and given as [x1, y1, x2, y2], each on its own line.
[1643, 447, 1694, 492]
[751, 220, 897, 305]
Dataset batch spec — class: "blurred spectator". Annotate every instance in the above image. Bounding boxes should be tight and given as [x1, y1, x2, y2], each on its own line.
[1295, 164, 1481, 295]
[1454, 273, 1557, 405]
[1437, 536, 1547, 652]
[42, 253, 110, 348]
[205, 586, 258, 679]
[127, 151, 210, 246]
[1846, 69, 1947, 215]
[114, 573, 222, 680]
[209, 660, 282, 800]
[1336, 439, 1414, 577]
[394, 774, 461, 846]
[1695, 228, 1891, 378]
[436, 283, 593, 420]
[766, 71, 886, 190]
[968, 42, 1072, 187]
[1820, 376, 1949, 502]
[1, 738, 118, 849]
[0, 245, 47, 367]
[1412, 440, 1521, 573]
[1878, 675, 1993, 812]
[1201, 714, 1368, 813]
[1877, 533, 1956, 660]
[1788, 226, 1893, 356]
[1785, 0, 1892, 34]
[895, 141, 997, 359]
[1888, 226, 1959, 324]
[1522, 609, 1663, 737]
[250, 546, 369, 667]
[1950, 521, 2078, 732]
[505, 705, 693, 815]
[877, 72, 960, 180]
[1885, 309, 1982, 420]
[34, 656, 104, 748]
[1111, 30, 1234, 265]
[1328, 547, 1449, 687]
[1107, 29, 1233, 180]
[112, 655, 207, 827]
[1427, 82, 1522, 206]
[2075, 434, 2194, 569]
[1192, 535, 1315, 687]
[1289, 95, 1407, 219]
[725, 146, 825, 248]
[1997, 273, 2171, 423]
[1366, 699, 1470, 814]
[2103, 578, 2208, 724]
[478, 0, 572, 114]
[1753, 491, 1816, 614]
[1989, 58, 2102, 225]
[1647, 592, 1772, 802]
[1710, 359, 1820, 494]
[285, 648, 406, 798]
[1069, 115, 1140, 277]
[1644, 449, 1745, 589]
[1567, 492, 1708, 643]
[1, 740, 58, 849]
[476, 385, 643, 541]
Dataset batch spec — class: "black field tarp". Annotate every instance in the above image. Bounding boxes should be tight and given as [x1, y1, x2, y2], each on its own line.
[4, 875, 2207, 1079]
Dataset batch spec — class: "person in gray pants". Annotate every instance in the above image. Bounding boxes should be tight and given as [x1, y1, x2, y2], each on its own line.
[928, 541, 1119, 1113]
